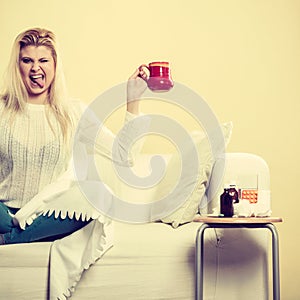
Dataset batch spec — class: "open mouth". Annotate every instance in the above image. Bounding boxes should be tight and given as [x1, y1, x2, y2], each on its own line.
[29, 74, 45, 88]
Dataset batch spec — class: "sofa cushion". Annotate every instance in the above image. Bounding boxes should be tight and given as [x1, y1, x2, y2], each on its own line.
[0, 242, 51, 267]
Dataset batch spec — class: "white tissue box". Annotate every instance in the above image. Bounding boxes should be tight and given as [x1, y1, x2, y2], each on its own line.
[234, 189, 271, 217]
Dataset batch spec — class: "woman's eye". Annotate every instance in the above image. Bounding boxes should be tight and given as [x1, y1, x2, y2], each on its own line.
[21, 58, 31, 63]
[40, 59, 49, 63]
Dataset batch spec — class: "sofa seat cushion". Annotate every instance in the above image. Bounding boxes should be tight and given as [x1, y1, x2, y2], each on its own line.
[0, 242, 51, 267]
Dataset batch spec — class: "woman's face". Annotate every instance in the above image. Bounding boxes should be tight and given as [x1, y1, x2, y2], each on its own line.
[19, 45, 55, 104]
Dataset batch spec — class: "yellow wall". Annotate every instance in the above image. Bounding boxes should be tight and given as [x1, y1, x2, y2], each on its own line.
[1, 0, 300, 299]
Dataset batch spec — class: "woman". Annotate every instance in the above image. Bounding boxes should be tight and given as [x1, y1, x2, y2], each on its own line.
[0, 27, 148, 245]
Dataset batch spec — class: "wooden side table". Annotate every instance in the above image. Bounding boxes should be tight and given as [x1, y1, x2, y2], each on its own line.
[194, 216, 283, 300]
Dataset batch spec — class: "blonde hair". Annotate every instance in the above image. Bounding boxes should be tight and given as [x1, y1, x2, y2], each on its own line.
[0, 28, 73, 142]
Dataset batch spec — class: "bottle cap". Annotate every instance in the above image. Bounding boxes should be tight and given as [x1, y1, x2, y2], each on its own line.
[224, 183, 231, 189]
[229, 180, 237, 187]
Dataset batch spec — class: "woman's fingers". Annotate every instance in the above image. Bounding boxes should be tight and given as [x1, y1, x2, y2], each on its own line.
[129, 68, 140, 80]
[129, 67, 147, 81]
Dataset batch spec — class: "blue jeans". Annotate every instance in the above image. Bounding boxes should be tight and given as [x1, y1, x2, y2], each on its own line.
[0, 202, 90, 244]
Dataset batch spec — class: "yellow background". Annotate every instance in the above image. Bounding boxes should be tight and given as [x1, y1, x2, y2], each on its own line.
[1, 1, 299, 299]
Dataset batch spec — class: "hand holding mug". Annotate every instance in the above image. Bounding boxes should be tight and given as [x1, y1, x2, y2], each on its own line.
[139, 61, 174, 92]
[126, 68, 148, 114]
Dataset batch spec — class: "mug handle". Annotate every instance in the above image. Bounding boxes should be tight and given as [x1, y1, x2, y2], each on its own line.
[138, 64, 150, 81]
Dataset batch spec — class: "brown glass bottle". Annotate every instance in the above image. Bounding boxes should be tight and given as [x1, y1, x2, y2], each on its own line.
[220, 188, 234, 217]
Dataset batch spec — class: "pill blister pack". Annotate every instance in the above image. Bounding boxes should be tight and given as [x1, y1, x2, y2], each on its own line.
[239, 189, 258, 203]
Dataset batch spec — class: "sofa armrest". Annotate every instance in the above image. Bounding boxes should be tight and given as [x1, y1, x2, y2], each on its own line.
[200, 152, 271, 215]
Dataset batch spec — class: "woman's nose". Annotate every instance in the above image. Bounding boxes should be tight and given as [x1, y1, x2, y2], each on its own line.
[31, 61, 41, 72]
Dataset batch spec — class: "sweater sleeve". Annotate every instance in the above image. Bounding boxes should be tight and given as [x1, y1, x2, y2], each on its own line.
[12, 163, 74, 229]
[75, 105, 151, 166]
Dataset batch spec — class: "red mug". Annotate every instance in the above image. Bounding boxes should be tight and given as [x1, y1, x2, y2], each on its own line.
[139, 61, 174, 92]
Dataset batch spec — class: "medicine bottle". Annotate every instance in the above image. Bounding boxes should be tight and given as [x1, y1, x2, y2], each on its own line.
[220, 185, 234, 217]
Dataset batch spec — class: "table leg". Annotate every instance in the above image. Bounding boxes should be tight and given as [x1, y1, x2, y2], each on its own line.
[195, 223, 210, 300]
[195, 223, 280, 300]
[265, 223, 280, 300]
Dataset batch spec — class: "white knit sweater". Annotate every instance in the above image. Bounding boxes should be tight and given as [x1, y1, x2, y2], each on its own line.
[0, 102, 71, 208]
[0, 100, 149, 211]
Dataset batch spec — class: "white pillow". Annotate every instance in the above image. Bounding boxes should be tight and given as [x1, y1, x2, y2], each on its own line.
[159, 122, 233, 228]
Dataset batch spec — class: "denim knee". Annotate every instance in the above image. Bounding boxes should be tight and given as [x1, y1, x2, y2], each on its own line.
[0, 203, 17, 234]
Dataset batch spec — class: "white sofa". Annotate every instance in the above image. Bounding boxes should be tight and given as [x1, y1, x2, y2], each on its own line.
[0, 153, 271, 300]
